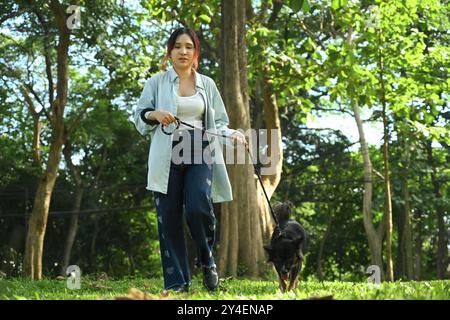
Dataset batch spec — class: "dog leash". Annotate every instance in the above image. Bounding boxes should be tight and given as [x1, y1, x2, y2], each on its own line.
[161, 117, 279, 226]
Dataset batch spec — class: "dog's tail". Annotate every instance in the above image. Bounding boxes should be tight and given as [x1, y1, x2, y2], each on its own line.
[273, 202, 293, 223]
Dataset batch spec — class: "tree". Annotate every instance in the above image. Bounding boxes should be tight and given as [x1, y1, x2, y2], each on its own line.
[20, 0, 77, 280]
[217, 0, 267, 277]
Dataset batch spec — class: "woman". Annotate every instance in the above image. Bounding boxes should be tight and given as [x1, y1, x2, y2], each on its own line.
[134, 27, 246, 292]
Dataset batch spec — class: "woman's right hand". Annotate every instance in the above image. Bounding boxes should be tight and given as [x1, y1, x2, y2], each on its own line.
[148, 110, 176, 126]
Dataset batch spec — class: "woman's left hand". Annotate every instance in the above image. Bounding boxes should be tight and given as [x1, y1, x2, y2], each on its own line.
[231, 131, 247, 146]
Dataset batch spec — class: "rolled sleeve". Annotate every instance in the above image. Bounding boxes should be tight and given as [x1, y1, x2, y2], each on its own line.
[134, 77, 159, 136]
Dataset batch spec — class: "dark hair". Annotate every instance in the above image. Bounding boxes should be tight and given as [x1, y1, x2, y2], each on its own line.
[161, 27, 200, 70]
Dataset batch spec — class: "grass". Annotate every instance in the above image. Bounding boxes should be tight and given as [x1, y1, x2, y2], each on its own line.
[0, 276, 449, 300]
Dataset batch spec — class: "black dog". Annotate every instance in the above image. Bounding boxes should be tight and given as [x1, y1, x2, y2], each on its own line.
[264, 202, 307, 292]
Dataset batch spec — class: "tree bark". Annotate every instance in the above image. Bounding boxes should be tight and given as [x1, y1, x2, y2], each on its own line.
[378, 28, 394, 282]
[395, 201, 405, 279]
[317, 215, 332, 281]
[59, 142, 84, 276]
[59, 186, 83, 276]
[23, 0, 75, 280]
[23, 135, 64, 279]
[414, 209, 422, 280]
[260, 65, 283, 241]
[401, 167, 414, 280]
[21, 86, 43, 166]
[352, 98, 384, 280]
[218, 0, 268, 278]
[346, 27, 384, 279]
[426, 141, 448, 279]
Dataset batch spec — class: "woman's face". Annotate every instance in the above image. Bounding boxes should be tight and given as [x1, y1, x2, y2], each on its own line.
[170, 33, 195, 70]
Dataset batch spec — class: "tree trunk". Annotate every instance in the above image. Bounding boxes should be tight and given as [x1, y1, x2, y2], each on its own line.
[20, 84, 42, 166]
[90, 214, 101, 273]
[402, 171, 414, 280]
[260, 65, 283, 240]
[59, 142, 84, 275]
[426, 141, 448, 279]
[317, 215, 332, 281]
[352, 98, 384, 280]
[414, 209, 422, 280]
[395, 202, 405, 279]
[381, 107, 394, 282]
[1, 223, 25, 275]
[127, 252, 136, 276]
[347, 27, 384, 279]
[23, 0, 73, 279]
[378, 28, 394, 282]
[218, 0, 270, 278]
[23, 131, 64, 279]
[59, 186, 83, 276]
[394, 124, 414, 280]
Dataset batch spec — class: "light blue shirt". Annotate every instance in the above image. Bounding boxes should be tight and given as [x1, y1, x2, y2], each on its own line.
[134, 67, 237, 203]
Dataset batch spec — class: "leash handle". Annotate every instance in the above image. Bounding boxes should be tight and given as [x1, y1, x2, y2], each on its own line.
[161, 117, 180, 135]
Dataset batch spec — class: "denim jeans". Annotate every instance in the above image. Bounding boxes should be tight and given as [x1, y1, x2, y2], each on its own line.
[153, 129, 216, 290]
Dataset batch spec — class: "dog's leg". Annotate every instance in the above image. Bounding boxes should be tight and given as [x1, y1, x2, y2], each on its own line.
[278, 278, 287, 292]
[288, 262, 302, 291]
[288, 273, 298, 291]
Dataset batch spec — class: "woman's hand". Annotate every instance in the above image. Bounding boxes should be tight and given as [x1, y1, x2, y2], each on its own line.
[230, 131, 247, 146]
[148, 110, 177, 126]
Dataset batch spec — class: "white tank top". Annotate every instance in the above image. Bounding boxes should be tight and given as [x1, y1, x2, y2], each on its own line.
[174, 91, 205, 132]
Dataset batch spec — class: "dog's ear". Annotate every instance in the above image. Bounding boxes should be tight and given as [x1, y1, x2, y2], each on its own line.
[285, 200, 294, 210]
[273, 203, 291, 223]
[264, 244, 272, 254]
[264, 245, 273, 262]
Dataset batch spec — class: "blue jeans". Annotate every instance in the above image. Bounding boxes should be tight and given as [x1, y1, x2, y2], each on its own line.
[153, 130, 216, 290]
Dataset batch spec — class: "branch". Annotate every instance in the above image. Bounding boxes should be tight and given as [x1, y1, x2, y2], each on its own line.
[49, 0, 68, 32]
[20, 86, 38, 118]
[63, 140, 83, 186]
[299, 19, 327, 51]
[20, 86, 42, 166]
[29, 2, 55, 107]
[373, 168, 385, 180]
[93, 146, 108, 188]
[267, 0, 283, 27]
[0, 9, 25, 26]
[376, 209, 386, 241]
[23, 83, 52, 122]
[2, 62, 52, 122]
[49, 0, 79, 117]
[256, 0, 271, 22]
[66, 101, 93, 136]
[198, 28, 218, 62]
[313, 106, 354, 117]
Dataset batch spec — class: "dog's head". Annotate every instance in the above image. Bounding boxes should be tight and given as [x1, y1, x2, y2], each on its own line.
[264, 234, 304, 281]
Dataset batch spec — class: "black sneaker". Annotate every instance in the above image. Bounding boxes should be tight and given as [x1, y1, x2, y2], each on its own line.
[203, 266, 219, 291]
[170, 285, 189, 293]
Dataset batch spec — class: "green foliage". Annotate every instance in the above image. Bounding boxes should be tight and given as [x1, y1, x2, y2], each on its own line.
[1, 277, 449, 300]
[287, 0, 311, 13]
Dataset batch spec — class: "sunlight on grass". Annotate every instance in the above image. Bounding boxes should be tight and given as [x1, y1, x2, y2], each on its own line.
[1, 277, 449, 300]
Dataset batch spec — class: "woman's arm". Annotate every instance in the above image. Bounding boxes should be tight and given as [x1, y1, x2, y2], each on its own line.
[134, 76, 159, 136]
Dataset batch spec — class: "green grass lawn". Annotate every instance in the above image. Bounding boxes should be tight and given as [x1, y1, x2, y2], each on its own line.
[1, 276, 449, 300]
